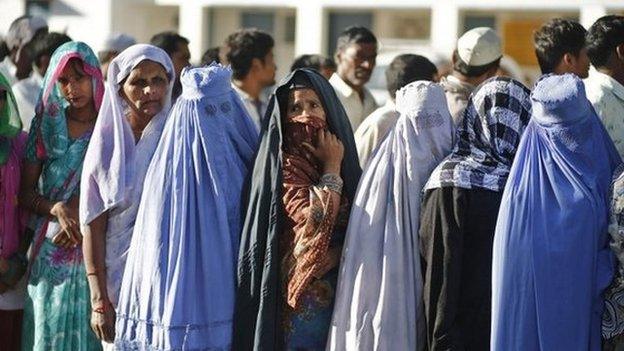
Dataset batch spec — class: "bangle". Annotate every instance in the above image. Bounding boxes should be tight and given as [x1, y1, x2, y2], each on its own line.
[86, 268, 102, 277]
[92, 300, 112, 314]
[320, 173, 343, 193]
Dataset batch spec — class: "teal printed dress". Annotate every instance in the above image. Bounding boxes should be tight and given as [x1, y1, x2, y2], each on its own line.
[21, 41, 104, 351]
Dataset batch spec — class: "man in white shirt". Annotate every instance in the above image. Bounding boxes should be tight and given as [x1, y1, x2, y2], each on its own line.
[585, 15, 624, 159]
[225, 29, 276, 131]
[0, 15, 48, 85]
[13, 32, 71, 131]
[440, 27, 502, 127]
[329, 26, 378, 132]
[355, 54, 439, 167]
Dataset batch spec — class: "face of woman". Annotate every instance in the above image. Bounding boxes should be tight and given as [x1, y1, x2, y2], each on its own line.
[120, 60, 169, 120]
[286, 88, 326, 121]
[57, 59, 94, 110]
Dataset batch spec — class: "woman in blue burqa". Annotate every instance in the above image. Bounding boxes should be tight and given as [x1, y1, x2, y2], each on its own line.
[491, 73, 622, 350]
[114, 64, 258, 350]
[233, 68, 361, 350]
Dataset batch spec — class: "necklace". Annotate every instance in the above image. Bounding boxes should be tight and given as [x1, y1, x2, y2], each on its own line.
[67, 112, 97, 124]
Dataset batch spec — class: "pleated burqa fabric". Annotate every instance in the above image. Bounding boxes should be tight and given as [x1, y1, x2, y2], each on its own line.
[491, 73, 623, 351]
[327, 81, 454, 351]
[114, 64, 258, 350]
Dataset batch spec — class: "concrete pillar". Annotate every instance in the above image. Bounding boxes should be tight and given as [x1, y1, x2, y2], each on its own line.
[295, 2, 325, 56]
[179, 2, 208, 65]
[580, 4, 607, 29]
[431, 1, 460, 58]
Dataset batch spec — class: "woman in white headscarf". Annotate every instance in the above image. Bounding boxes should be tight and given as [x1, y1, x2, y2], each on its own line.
[328, 81, 454, 351]
[79, 44, 174, 348]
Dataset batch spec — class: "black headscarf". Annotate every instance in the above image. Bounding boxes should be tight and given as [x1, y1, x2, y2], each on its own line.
[233, 69, 361, 350]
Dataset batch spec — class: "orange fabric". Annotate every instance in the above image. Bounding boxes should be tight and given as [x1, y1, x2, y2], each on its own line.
[281, 115, 348, 309]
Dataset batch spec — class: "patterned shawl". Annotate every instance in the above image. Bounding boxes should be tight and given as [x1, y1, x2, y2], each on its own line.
[281, 108, 351, 309]
[424, 77, 531, 192]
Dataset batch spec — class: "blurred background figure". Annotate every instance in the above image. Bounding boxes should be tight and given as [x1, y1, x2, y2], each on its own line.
[150, 31, 190, 101]
[98, 33, 136, 79]
[533, 18, 589, 78]
[200, 46, 221, 66]
[497, 55, 528, 85]
[13, 32, 71, 131]
[440, 27, 501, 127]
[585, 15, 624, 160]
[0, 15, 48, 85]
[330, 26, 379, 132]
[0, 36, 8, 63]
[225, 28, 276, 131]
[355, 53, 438, 166]
[290, 54, 336, 79]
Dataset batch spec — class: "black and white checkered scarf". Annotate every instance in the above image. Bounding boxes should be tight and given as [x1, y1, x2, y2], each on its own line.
[424, 77, 532, 192]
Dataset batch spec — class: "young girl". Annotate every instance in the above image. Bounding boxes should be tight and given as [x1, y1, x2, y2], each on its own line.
[19, 41, 104, 350]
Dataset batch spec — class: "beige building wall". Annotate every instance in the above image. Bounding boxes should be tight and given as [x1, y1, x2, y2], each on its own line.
[110, 1, 179, 49]
[208, 6, 295, 80]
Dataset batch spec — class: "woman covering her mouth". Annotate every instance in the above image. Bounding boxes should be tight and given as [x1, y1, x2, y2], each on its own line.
[233, 68, 361, 350]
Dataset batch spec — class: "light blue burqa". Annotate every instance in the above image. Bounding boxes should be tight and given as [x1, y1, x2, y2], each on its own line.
[114, 64, 258, 350]
[491, 74, 622, 350]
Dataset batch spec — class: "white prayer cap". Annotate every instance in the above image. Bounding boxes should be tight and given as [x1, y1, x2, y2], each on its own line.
[100, 33, 136, 53]
[457, 27, 502, 67]
[5, 15, 48, 50]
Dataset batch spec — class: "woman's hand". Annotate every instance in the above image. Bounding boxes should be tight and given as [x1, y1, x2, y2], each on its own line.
[302, 130, 344, 174]
[50, 202, 81, 248]
[90, 300, 116, 342]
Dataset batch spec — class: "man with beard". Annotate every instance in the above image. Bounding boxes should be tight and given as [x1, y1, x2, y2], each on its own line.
[329, 26, 378, 131]
[225, 29, 276, 131]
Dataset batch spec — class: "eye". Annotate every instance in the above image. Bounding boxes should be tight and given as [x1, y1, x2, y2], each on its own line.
[58, 78, 68, 85]
[130, 79, 148, 87]
[152, 76, 166, 84]
[289, 103, 301, 113]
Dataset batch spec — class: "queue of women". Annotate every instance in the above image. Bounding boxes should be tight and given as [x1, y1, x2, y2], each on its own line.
[0, 39, 622, 351]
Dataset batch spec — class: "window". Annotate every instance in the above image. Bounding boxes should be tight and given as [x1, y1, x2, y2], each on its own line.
[463, 15, 496, 32]
[26, 0, 50, 17]
[284, 15, 295, 43]
[241, 12, 275, 34]
[328, 12, 373, 55]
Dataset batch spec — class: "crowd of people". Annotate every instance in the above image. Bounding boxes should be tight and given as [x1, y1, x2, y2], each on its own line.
[0, 12, 624, 351]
